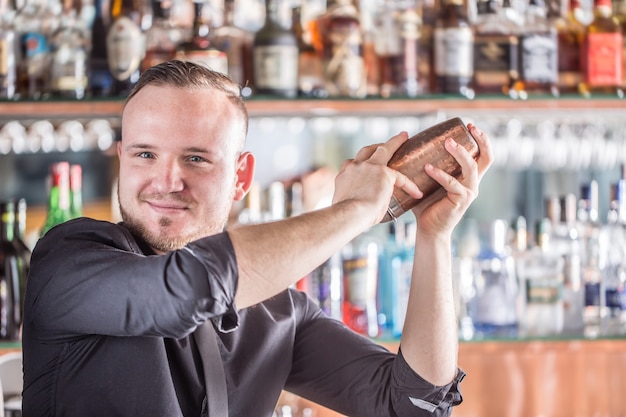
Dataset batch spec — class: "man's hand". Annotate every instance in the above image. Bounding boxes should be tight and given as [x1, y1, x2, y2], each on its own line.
[411, 123, 494, 237]
[332, 131, 424, 226]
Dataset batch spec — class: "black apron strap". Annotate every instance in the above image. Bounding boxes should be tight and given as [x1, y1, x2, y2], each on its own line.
[193, 321, 229, 417]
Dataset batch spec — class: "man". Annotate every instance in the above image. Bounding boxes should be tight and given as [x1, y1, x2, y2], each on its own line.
[22, 60, 493, 417]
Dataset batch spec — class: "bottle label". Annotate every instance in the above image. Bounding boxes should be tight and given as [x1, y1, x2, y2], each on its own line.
[107, 16, 144, 81]
[0, 38, 9, 75]
[520, 32, 558, 83]
[51, 47, 88, 92]
[20, 33, 48, 78]
[20, 33, 47, 59]
[342, 256, 377, 307]
[253, 45, 298, 90]
[474, 34, 519, 88]
[1, 211, 15, 224]
[606, 289, 626, 310]
[434, 27, 474, 77]
[584, 281, 601, 307]
[342, 253, 378, 336]
[51, 76, 88, 91]
[176, 50, 229, 76]
[585, 32, 623, 86]
[526, 278, 563, 304]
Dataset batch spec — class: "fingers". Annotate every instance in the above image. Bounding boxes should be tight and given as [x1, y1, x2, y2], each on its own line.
[353, 131, 409, 163]
[437, 123, 494, 188]
[393, 169, 424, 201]
[467, 123, 495, 179]
[424, 123, 494, 209]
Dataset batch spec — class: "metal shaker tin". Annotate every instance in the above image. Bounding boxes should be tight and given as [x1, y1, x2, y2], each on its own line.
[381, 117, 480, 223]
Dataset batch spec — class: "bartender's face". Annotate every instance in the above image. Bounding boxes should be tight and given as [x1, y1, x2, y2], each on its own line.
[117, 85, 254, 253]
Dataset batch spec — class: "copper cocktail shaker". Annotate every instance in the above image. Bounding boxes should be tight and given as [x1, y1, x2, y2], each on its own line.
[381, 117, 480, 223]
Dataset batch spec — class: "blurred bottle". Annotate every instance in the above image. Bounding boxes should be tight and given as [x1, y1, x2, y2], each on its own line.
[501, 0, 525, 26]
[237, 181, 264, 225]
[89, 0, 113, 97]
[309, 252, 343, 321]
[614, 0, 626, 90]
[362, 5, 381, 97]
[69, 164, 83, 219]
[517, 0, 559, 98]
[454, 218, 481, 340]
[467, 219, 518, 338]
[0, 5, 17, 100]
[581, 0, 624, 97]
[13, 198, 31, 318]
[213, 0, 255, 88]
[49, 0, 88, 99]
[267, 181, 286, 221]
[578, 180, 606, 338]
[433, 0, 475, 97]
[417, 0, 439, 94]
[0, 201, 24, 341]
[473, 0, 520, 97]
[291, 5, 325, 97]
[13, 198, 31, 264]
[252, 0, 298, 97]
[176, 1, 228, 75]
[518, 217, 565, 337]
[375, 1, 422, 98]
[286, 180, 304, 218]
[41, 161, 73, 237]
[14, 0, 53, 99]
[317, 0, 367, 98]
[510, 215, 529, 334]
[549, 194, 585, 335]
[141, 0, 180, 72]
[377, 220, 415, 339]
[599, 180, 626, 335]
[552, 0, 586, 95]
[106, 0, 145, 97]
[342, 229, 380, 338]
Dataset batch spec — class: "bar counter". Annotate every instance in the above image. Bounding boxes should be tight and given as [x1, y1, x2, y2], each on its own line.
[292, 338, 626, 417]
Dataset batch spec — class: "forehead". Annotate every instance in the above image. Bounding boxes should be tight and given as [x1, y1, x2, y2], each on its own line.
[122, 85, 246, 149]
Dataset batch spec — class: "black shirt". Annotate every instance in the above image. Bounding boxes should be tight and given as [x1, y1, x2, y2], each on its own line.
[22, 218, 464, 417]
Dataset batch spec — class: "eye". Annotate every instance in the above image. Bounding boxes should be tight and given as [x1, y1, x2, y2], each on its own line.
[187, 155, 209, 163]
[137, 151, 155, 159]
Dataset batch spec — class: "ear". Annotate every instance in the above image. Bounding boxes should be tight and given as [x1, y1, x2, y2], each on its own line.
[117, 141, 123, 158]
[233, 151, 256, 201]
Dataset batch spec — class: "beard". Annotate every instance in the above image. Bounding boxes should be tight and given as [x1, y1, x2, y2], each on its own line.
[119, 192, 230, 253]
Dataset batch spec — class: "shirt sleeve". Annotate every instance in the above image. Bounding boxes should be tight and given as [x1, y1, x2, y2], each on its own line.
[284, 290, 464, 417]
[390, 349, 465, 417]
[25, 218, 239, 341]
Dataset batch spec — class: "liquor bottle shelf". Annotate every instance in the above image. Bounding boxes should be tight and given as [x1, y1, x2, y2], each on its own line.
[0, 96, 624, 119]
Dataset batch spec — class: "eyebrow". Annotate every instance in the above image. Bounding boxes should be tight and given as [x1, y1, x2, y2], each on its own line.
[123, 143, 215, 155]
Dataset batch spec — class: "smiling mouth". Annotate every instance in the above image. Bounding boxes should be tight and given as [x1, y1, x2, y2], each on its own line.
[145, 200, 189, 212]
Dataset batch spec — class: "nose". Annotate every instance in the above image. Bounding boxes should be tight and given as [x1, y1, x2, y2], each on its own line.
[152, 159, 185, 194]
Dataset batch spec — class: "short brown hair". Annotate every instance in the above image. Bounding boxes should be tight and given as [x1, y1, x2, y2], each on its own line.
[124, 60, 249, 135]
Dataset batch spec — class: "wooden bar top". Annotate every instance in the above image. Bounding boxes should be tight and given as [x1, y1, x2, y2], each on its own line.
[293, 338, 626, 417]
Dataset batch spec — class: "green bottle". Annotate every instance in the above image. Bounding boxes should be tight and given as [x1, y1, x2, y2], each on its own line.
[41, 161, 73, 236]
[0, 200, 24, 340]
